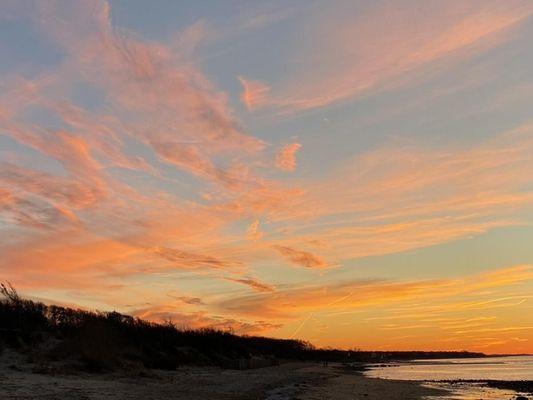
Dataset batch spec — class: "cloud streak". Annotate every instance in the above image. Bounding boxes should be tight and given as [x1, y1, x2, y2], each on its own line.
[218, 265, 533, 319]
[265, 124, 533, 264]
[273, 245, 329, 269]
[245, 0, 533, 113]
[223, 276, 275, 293]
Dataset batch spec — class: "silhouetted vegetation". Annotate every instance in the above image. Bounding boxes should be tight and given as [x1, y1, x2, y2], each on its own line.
[0, 283, 312, 371]
[0, 283, 486, 372]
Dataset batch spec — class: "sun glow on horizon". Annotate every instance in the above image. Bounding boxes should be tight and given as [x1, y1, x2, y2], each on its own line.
[1, 0, 533, 354]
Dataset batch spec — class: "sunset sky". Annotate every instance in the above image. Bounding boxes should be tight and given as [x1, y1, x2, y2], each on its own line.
[1, 0, 533, 354]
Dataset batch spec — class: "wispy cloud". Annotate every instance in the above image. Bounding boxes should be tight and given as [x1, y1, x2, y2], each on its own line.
[275, 143, 302, 172]
[218, 265, 533, 319]
[170, 295, 205, 306]
[1, 0, 533, 352]
[131, 304, 281, 334]
[246, 219, 264, 241]
[265, 125, 533, 264]
[245, 0, 533, 113]
[153, 247, 243, 270]
[238, 76, 271, 111]
[273, 245, 329, 269]
[223, 276, 275, 293]
[0, 0, 270, 287]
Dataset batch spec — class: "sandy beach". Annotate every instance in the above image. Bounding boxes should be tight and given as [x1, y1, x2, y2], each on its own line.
[0, 352, 445, 400]
[296, 369, 445, 400]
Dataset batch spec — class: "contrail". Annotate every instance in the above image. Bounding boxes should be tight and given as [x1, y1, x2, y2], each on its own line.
[289, 291, 355, 338]
[290, 313, 313, 338]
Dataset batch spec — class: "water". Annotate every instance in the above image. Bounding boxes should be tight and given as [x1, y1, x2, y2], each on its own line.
[366, 356, 533, 381]
[365, 356, 533, 399]
[423, 382, 518, 400]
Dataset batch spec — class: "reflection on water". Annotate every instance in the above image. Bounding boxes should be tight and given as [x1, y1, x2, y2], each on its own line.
[423, 382, 518, 400]
[365, 356, 533, 399]
[366, 356, 533, 380]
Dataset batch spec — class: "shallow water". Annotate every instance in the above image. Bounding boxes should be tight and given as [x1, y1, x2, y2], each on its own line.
[423, 382, 518, 400]
[365, 356, 532, 399]
[365, 356, 533, 381]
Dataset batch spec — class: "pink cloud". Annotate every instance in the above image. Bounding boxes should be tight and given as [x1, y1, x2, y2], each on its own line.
[1, 1, 533, 351]
[263, 125, 533, 263]
[131, 305, 281, 334]
[245, 0, 533, 113]
[238, 76, 271, 111]
[275, 143, 302, 172]
[0, 187, 76, 229]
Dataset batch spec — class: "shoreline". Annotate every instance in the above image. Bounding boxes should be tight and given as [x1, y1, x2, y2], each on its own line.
[2, 350, 530, 400]
[0, 357, 446, 400]
[294, 366, 447, 400]
[428, 379, 533, 396]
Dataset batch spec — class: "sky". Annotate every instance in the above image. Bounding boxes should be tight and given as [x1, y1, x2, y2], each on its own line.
[1, 0, 533, 354]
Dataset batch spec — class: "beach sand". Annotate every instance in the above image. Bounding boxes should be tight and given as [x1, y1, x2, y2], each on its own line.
[297, 370, 444, 400]
[0, 351, 446, 400]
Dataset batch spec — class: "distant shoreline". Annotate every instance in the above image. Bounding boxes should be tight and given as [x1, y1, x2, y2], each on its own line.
[0, 286, 496, 370]
[2, 289, 530, 399]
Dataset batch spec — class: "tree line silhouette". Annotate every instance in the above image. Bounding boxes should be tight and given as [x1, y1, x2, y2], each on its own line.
[0, 283, 485, 372]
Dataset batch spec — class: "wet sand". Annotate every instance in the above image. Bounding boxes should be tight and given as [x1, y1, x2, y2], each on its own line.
[297, 369, 445, 400]
[425, 380, 532, 400]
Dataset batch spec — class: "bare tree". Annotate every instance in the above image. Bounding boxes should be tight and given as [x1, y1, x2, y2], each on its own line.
[0, 282, 20, 303]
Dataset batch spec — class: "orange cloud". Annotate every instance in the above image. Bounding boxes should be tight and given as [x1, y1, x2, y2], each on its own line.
[0, 163, 101, 210]
[150, 141, 243, 188]
[0, 187, 75, 229]
[0, 0, 277, 295]
[131, 304, 281, 335]
[169, 295, 205, 306]
[2, 0, 533, 353]
[264, 125, 533, 262]
[275, 143, 302, 172]
[273, 245, 329, 269]
[218, 265, 533, 319]
[0, 0, 265, 191]
[246, 219, 264, 241]
[223, 276, 275, 293]
[153, 247, 243, 270]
